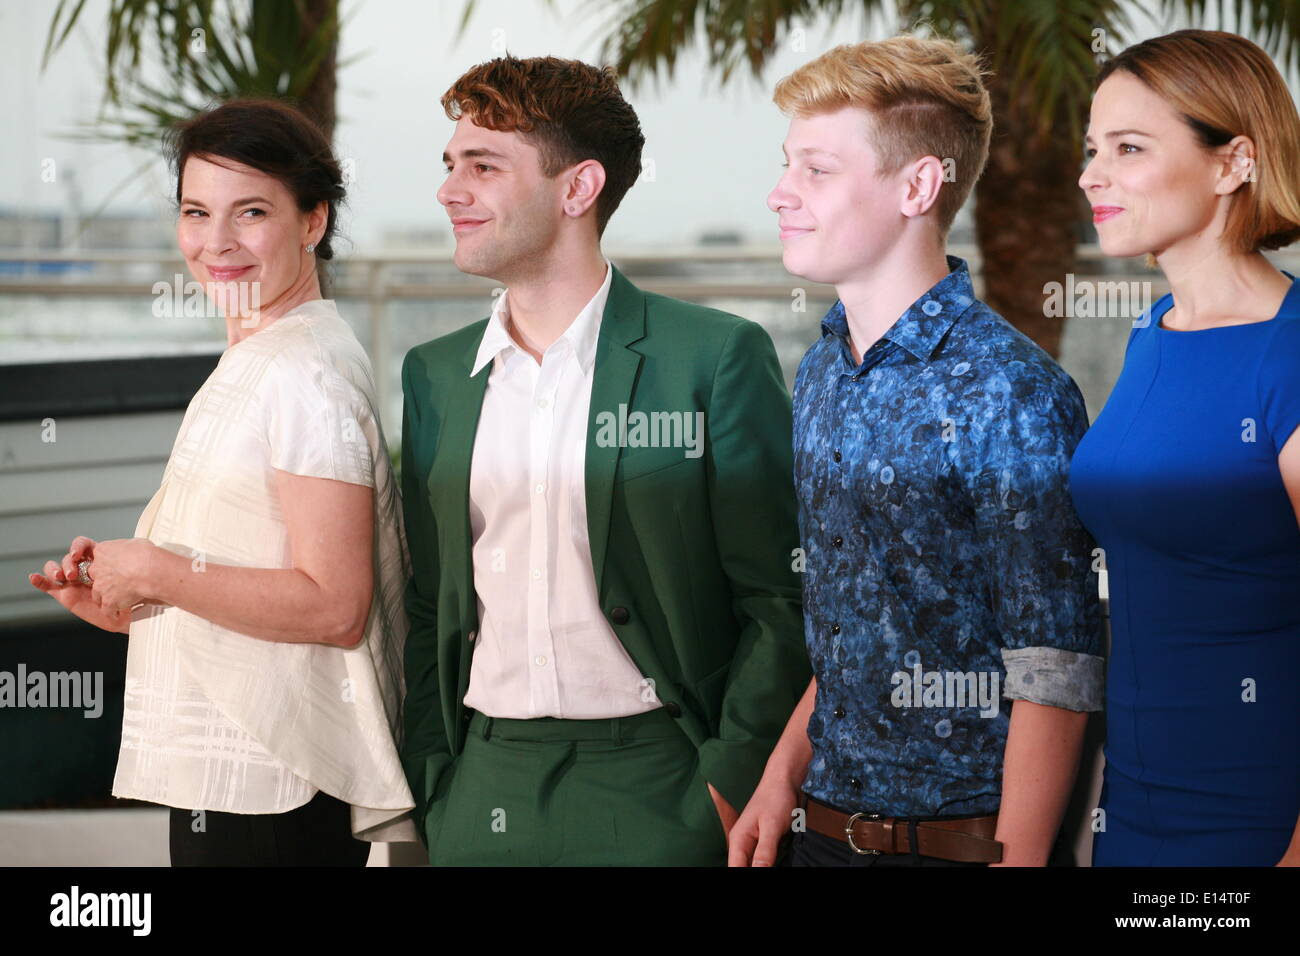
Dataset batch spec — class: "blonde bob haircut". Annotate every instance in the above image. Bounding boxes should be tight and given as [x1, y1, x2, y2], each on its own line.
[1096, 29, 1300, 253]
[772, 34, 993, 237]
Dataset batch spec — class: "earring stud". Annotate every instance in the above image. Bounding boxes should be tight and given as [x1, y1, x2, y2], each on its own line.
[305, 242, 316, 253]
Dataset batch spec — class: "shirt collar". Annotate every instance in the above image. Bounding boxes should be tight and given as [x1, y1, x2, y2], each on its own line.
[470, 258, 613, 377]
[820, 254, 976, 364]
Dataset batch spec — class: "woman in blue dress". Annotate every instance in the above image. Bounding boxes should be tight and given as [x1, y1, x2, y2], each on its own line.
[1071, 29, 1300, 866]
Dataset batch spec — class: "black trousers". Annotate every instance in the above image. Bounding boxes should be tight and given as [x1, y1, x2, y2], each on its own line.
[169, 790, 371, 867]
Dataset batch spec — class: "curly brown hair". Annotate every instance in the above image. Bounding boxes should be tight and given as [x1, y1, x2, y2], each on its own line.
[441, 54, 646, 237]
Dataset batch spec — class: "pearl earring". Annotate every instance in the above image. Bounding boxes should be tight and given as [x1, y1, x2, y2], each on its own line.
[305, 242, 316, 253]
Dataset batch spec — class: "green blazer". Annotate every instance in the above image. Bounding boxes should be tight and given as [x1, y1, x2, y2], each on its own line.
[398, 264, 810, 839]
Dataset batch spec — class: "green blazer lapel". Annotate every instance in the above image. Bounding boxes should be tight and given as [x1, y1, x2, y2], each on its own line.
[586, 265, 647, 596]
[434, 334, 492, 631]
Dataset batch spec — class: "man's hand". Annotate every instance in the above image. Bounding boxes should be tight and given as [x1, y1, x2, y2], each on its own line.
[726, 774, 799, 866]
[725, 675, 817, 866]
[707, 781, 739, 837]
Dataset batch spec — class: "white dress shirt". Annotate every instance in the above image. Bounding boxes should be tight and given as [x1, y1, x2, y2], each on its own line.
[112, 299, 417, 842]
[463, 260, 662, 719]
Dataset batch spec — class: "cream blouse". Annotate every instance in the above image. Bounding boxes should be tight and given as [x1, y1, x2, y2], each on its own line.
[112, 299, 417, 843]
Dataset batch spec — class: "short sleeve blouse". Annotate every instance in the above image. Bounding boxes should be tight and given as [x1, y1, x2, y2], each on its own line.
[112, 299, 416, 843]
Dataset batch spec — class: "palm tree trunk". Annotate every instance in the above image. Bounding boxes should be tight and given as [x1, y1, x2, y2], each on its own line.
[289, 0, 338, 292]
[295, 0, 338, 144]
[972, 34, 1087, 360]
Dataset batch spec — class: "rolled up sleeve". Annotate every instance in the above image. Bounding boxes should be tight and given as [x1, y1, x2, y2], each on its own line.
[969, 369, 1106, 713]
[1001, 645, 1104, 711]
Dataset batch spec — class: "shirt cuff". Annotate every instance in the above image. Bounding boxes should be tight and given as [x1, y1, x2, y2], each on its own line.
[1000, 646, 1104, 712]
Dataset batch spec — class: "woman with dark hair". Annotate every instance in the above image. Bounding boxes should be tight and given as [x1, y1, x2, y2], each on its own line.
[1072, 30, 1300, 866]
[28, 98, 416, 865]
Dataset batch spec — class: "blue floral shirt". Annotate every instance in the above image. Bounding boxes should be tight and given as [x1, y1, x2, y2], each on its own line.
[793, 256, 1104, 817]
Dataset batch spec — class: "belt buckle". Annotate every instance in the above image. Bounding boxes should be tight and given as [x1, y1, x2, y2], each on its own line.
[844, 811, 883, 855]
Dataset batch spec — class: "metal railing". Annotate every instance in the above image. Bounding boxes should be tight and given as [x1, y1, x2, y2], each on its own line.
[5, 244, 1298, 432]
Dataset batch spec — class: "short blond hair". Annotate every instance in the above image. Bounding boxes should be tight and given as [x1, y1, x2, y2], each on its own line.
[1097, 30, 1300, 253]
[773, 35, 992, 237]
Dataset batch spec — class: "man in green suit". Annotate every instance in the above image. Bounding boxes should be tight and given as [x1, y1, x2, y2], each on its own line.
[398, 54, 809, 866]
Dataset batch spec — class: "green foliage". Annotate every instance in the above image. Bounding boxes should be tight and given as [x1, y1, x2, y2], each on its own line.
[42, 0, 343, 147]
[461, 0, 1300, 152]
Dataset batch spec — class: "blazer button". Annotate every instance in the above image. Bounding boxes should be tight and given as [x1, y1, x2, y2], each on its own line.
[467, 629, 477, 643]
[664, 701, 682, 718]
[610, 606, 630, 625]
[833, 706, 846, 718]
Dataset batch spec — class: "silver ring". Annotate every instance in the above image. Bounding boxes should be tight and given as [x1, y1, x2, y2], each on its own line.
[77, 559, 93, 586]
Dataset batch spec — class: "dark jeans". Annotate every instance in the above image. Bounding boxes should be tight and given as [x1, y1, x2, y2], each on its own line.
[789, 827, 993, 867]
[169, 790, 370, 867]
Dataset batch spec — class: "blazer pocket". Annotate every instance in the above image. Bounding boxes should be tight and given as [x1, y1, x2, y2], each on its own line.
[617, 448, 700, 484]
[691, 661, 731, 724]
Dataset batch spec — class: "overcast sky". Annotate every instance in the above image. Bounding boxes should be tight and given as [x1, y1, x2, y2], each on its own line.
[1, 0, 1195, 251]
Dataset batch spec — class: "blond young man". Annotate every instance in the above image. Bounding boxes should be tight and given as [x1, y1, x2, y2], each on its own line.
[730, 36, 1105, 867]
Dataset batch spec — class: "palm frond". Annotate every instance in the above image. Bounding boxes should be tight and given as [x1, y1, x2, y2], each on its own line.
[42, 0, 343, 149]
[1158, 0, 1300, 72]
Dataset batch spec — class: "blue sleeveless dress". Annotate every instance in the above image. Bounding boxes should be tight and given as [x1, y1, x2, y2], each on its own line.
[1069, 279, 1300, 866]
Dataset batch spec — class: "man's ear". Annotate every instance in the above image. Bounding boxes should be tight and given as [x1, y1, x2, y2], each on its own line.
[564, 159, 607, 219]
[899, 155, 946, 220]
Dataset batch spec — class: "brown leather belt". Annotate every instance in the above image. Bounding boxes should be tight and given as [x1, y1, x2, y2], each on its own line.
[803, 793, 1003, 863]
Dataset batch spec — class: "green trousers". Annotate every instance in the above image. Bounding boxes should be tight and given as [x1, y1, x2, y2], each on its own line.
[424, 707, 728, 866]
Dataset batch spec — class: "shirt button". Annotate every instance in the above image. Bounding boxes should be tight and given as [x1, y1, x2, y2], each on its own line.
[534, 483, 545, 494]
[830, 623, 840, 635]
[832, 535, 843, 548]
[833, 450, 842, 463]
[531, 568, 542, 580]
[834, 706, 846, 718]
[536, 397, 550, 409]
[535, 655, 547, 666]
